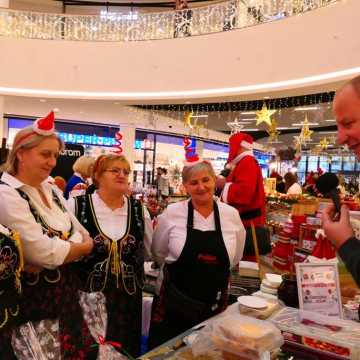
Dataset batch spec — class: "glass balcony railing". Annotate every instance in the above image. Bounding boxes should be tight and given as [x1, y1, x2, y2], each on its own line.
[0, 0, 338, 42]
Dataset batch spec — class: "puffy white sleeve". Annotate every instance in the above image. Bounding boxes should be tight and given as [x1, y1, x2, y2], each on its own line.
[233, 211, 246, 266]
[151, 209, 173, 265]
[0, 186, 70, 268]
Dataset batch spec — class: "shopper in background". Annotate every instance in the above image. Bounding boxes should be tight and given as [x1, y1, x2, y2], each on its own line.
[284, 172, 302, 195]
[216, 132, 270, 260]
[0, 111, 96, 359]
[64, 155, 95, 199]
[158, 167, 170, 201]
[68, 154, 153, 357]
[149, 159, 245, 348]
[322, 75, 360, 287]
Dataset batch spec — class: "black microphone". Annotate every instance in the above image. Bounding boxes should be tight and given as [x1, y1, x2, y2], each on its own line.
[315, 173, 341, 214]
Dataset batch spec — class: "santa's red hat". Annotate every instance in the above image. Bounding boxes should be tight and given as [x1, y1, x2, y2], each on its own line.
[227, 132, 253, 163]
[13, 111, 56, 148]
[33, 111, 55, 136]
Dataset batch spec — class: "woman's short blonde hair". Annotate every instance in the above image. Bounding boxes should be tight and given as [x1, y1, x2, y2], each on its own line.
[2, 126, 64, 175]
[92, 154, 131, 187]
[182, 161, 216, 183]
[72, 155, 95, 178]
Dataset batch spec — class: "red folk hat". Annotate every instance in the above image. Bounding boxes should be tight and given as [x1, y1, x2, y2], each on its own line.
[227, 132, 253, 163]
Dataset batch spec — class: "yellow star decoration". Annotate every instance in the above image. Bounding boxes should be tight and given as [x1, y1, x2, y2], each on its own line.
[256, 103, 277, 126]
[183, 111, 193, 128]
[299, 116, 313, 142]
[267, 118, 280, 143]
[319, 137, 329, 150]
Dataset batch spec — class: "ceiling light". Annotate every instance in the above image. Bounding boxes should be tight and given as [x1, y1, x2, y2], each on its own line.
[241, 111, 256, 115]
[242, 128, 258, 131]
[291, 122, 319, 126]
[241, 118, 257, 121]
[39, 99, 47, 102]
[294, 106, 319, 111]
[1, 67, 359, 100]
[325, 119, 336, 122]
[192, 114, 208, 118]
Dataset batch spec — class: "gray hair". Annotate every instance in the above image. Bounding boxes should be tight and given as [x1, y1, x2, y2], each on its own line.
[2, 126, 64, 175]
[182, 161, 216, 183]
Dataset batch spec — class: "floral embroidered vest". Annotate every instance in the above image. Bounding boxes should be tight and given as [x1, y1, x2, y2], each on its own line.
[74, 194, 145, 295]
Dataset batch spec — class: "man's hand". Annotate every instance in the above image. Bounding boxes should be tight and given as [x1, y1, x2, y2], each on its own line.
[322, 204, 354, 248]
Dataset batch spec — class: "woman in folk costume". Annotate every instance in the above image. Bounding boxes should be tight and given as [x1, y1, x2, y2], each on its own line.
[218, 132, 270, 260]
[0, 225, 23, 359]
[148, 142, 245, 349]
[68, 154, 153, 358]
[0, 111, 97, 359]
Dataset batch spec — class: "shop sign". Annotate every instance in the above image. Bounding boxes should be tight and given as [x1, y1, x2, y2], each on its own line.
[296, 262, 343, 318]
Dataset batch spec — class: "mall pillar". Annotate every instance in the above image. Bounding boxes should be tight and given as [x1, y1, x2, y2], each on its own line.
[121, 124, 136, 179]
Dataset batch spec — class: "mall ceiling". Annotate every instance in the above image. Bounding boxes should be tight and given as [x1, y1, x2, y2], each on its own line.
[3, 94, 338, 150]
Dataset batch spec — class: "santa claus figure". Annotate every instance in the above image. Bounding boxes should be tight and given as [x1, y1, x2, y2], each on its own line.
[218, 132, 270, 259]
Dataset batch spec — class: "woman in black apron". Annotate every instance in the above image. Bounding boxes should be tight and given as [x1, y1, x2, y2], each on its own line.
[148, 160, 245, 349]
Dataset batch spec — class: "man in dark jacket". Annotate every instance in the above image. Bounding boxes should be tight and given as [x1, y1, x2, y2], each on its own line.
[322, 75, 360, 287]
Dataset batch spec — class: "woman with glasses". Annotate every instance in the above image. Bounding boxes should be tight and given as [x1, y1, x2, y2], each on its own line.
[68, 154, 153, 357]
[0, 111, 96, 359]
[148, 159, 246, 348]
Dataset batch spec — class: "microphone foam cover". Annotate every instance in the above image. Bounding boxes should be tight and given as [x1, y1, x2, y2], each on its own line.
[315, 173, 339, 195]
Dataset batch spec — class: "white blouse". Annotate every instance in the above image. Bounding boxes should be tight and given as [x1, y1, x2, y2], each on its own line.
[287, 182, 302, 195]
[0, 172, 86, 269]
[152, 199, 246, 268]
[67, 192, 153, 259]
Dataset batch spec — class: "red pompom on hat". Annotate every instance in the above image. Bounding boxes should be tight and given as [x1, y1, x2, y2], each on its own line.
[227, 132, 253, 163]
[33, 111, 55, 136]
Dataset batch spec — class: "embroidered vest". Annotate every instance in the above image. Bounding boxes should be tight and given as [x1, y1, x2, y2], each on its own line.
[0, 226, 23, 329]
[74, 195, 145, 295]
[15, 188, 74, 286]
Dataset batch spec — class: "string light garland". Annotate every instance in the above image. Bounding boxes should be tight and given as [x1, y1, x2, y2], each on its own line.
[136, 91, 335, 113]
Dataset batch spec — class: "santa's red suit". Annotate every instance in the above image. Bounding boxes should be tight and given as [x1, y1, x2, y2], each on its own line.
[221, 133, 266, 228]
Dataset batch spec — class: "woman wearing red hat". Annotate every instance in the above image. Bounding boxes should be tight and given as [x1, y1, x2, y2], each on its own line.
[0, 112, 97, 359]
[218, 132, 270, 259]
[148, 144, 245, 349]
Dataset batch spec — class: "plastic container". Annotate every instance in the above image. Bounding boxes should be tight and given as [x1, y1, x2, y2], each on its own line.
[270, 307, 360, 359]
[191, 314, 283, 360]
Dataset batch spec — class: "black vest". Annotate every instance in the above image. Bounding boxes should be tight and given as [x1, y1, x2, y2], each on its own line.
[74, 194, 145, 295]
[0, 227, 23, 329]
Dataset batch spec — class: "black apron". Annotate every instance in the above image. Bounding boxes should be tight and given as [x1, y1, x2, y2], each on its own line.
[148, 201, 230, 349]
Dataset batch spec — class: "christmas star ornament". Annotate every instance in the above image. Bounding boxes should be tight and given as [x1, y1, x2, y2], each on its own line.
[299, 116, 313, 143]
[183, 111, 193, 128]
[267, 118, 280, 143]
[319, 137, 329, 150]
[227, 118, 244, 134]
[256, 103, 276, 126]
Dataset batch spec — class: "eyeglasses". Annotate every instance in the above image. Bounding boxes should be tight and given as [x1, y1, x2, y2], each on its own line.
[105, 168, 130, 176]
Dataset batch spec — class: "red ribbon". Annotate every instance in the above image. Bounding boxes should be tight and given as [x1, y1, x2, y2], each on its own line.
[97, 335, 122, 349]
